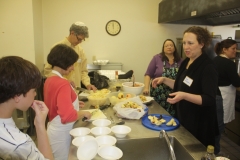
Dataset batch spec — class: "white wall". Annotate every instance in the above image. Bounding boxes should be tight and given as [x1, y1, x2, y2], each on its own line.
[0, 0, 35, 63]
[32, 0, 44, 72]
[1, 0, 239, 82]
[41, 0, 194, 82]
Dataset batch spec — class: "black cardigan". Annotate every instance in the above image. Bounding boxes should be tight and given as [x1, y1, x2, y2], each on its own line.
[173, 53, 219, 147]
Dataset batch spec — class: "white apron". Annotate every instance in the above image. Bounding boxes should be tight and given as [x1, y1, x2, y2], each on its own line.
[47, 70, 79, 160]
[219, 85, 236, 123]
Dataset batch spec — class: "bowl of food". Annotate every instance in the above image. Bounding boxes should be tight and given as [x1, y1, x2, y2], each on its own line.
[69, 127, 90, 138]
[87, 89, 110, 107]
[90, 127, 111, 136]
[108, 92, 136, 105]
[95, 135, 117, 147]
[98, 145, 123, 160]
[72, 135, 95, 147]
[108, 79, 131, 91]
[92, 119, 112, 127]
[122, 82, 144, 95]
[111, 125, 131, 138]
[77, 139, 98, 160]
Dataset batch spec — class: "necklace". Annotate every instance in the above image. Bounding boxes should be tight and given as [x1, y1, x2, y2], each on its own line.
[220, 54, 229, 59]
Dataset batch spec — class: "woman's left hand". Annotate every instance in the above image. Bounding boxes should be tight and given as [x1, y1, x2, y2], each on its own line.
[79, 101, 85, 108]
[167, 92, 185, 104]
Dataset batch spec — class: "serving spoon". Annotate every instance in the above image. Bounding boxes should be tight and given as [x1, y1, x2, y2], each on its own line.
[132, 74, 135, 87]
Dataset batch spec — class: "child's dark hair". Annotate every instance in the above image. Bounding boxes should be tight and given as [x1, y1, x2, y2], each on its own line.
[0, 56, 42, 103]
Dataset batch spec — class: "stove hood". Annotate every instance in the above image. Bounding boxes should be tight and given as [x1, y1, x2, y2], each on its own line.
[158, 0, 240, 26]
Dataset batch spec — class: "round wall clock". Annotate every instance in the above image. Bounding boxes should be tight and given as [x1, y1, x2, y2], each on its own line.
[105, 20, 121, 36]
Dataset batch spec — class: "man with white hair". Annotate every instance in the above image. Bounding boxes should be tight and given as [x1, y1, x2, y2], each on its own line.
[44, 21, 97, 91]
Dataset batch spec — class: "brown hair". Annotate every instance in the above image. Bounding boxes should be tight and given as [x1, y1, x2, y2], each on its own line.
[47, 44, 79, 70]
[214, 39, 237, 55]
[184, 26, 212, 50]
[0, 56, 41, 103]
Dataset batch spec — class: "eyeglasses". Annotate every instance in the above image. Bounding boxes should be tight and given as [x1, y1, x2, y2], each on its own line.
[75, 34, 85, 42]
[164, 44, 174, 48]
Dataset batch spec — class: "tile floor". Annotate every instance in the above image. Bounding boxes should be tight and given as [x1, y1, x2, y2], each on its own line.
[30, 131, 240, 160]
[220, 133, 240, 160]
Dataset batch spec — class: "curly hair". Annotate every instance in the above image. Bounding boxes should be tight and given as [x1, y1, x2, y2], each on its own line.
[160, 39, 181, 62]
[47, 44, 79, 70]
[184, 26, 212, 50]
[214, 39, 237, 55]
[0, 56, 42, 103]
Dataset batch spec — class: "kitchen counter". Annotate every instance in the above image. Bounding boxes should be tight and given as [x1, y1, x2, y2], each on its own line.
[68, 101, 206, 159]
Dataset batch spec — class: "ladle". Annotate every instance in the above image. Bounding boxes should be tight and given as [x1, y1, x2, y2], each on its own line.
[132, 74, 135, 87]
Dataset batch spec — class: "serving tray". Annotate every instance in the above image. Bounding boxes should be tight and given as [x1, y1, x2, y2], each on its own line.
[141, 114, 180, 131]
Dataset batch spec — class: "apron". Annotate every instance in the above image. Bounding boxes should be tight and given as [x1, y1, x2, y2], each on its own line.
[219, 85, 236, 123]
[150, 61, 178, 116]
[47, 70, 79, 160]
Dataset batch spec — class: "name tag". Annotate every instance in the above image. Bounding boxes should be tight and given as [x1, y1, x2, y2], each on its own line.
[77, 59, 81, 63]
[183, 76, 193, 87]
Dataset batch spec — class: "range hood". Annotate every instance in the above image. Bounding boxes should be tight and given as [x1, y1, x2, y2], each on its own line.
[158, 0, 240, 26]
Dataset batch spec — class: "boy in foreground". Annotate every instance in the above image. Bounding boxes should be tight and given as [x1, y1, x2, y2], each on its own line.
[0, 56, 53, 160]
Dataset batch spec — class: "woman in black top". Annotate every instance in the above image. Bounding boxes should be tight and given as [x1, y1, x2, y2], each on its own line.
[213, 39, 239, 155]
[152, 26, 219, 148]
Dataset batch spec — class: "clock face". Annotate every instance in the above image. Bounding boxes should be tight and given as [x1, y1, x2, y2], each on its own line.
[106, 20, 121, 36]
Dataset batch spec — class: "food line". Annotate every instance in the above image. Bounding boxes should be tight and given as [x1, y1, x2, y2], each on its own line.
[68, 100, 207, 159]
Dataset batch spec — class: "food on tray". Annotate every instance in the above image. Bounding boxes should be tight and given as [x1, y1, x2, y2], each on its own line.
[139, 95, 147, 102]
[166, 118, 177, 126]
[111, 92, 132, 100]
[121, 101, 143, 112]
[118, 92, 124, 99]
[148, 115, 166, 126]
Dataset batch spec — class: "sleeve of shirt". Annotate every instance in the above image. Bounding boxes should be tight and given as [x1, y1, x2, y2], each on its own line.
[43, 62, 52, 77]
[145, 56, 157, 78]
[201, 64, 218, 106]
[227, 61, 240, 87]
[57, 84, 78, 123]
[80, 49, 91, 87]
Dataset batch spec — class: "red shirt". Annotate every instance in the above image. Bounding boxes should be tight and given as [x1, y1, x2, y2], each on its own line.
[44, 76, 78, 124]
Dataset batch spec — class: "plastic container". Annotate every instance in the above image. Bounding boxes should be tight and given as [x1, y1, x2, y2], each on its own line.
[201, 145, 216, 160]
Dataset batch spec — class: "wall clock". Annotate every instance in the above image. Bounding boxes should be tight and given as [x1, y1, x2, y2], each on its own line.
[105, 20, 121, 36]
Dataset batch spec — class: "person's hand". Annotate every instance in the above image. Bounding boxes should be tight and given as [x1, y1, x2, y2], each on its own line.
[143, 88, 149, 95]
[31, 100, 49, 127]
[86, 84, 97, 91]
[69, 80, 76, 88]
[152, 77, 165, 88]
[81, 111, 91, 120]
[167, 92, 185, 104]
[79, 101, 85, 108]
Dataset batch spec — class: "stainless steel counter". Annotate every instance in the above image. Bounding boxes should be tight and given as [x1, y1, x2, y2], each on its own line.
[68, 101, 206, 160]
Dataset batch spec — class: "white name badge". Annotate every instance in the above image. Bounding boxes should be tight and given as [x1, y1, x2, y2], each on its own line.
[183, 76, 193, 87]
[77, 59, 81, 63]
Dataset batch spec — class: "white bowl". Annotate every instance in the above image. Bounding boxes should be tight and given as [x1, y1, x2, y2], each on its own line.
[92, 119, 112, 127]
[69, 127, 90, 138]
[98, 145, 123, 160]
[77, 139, 98, 160]
[91, 127, 111, 136]
[95, 135, 117, 147]
[122, 82, 144, 95]
[72, 135, 95, 147]
[111, 125, 131, 138]
[108, 92, 136, 105]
